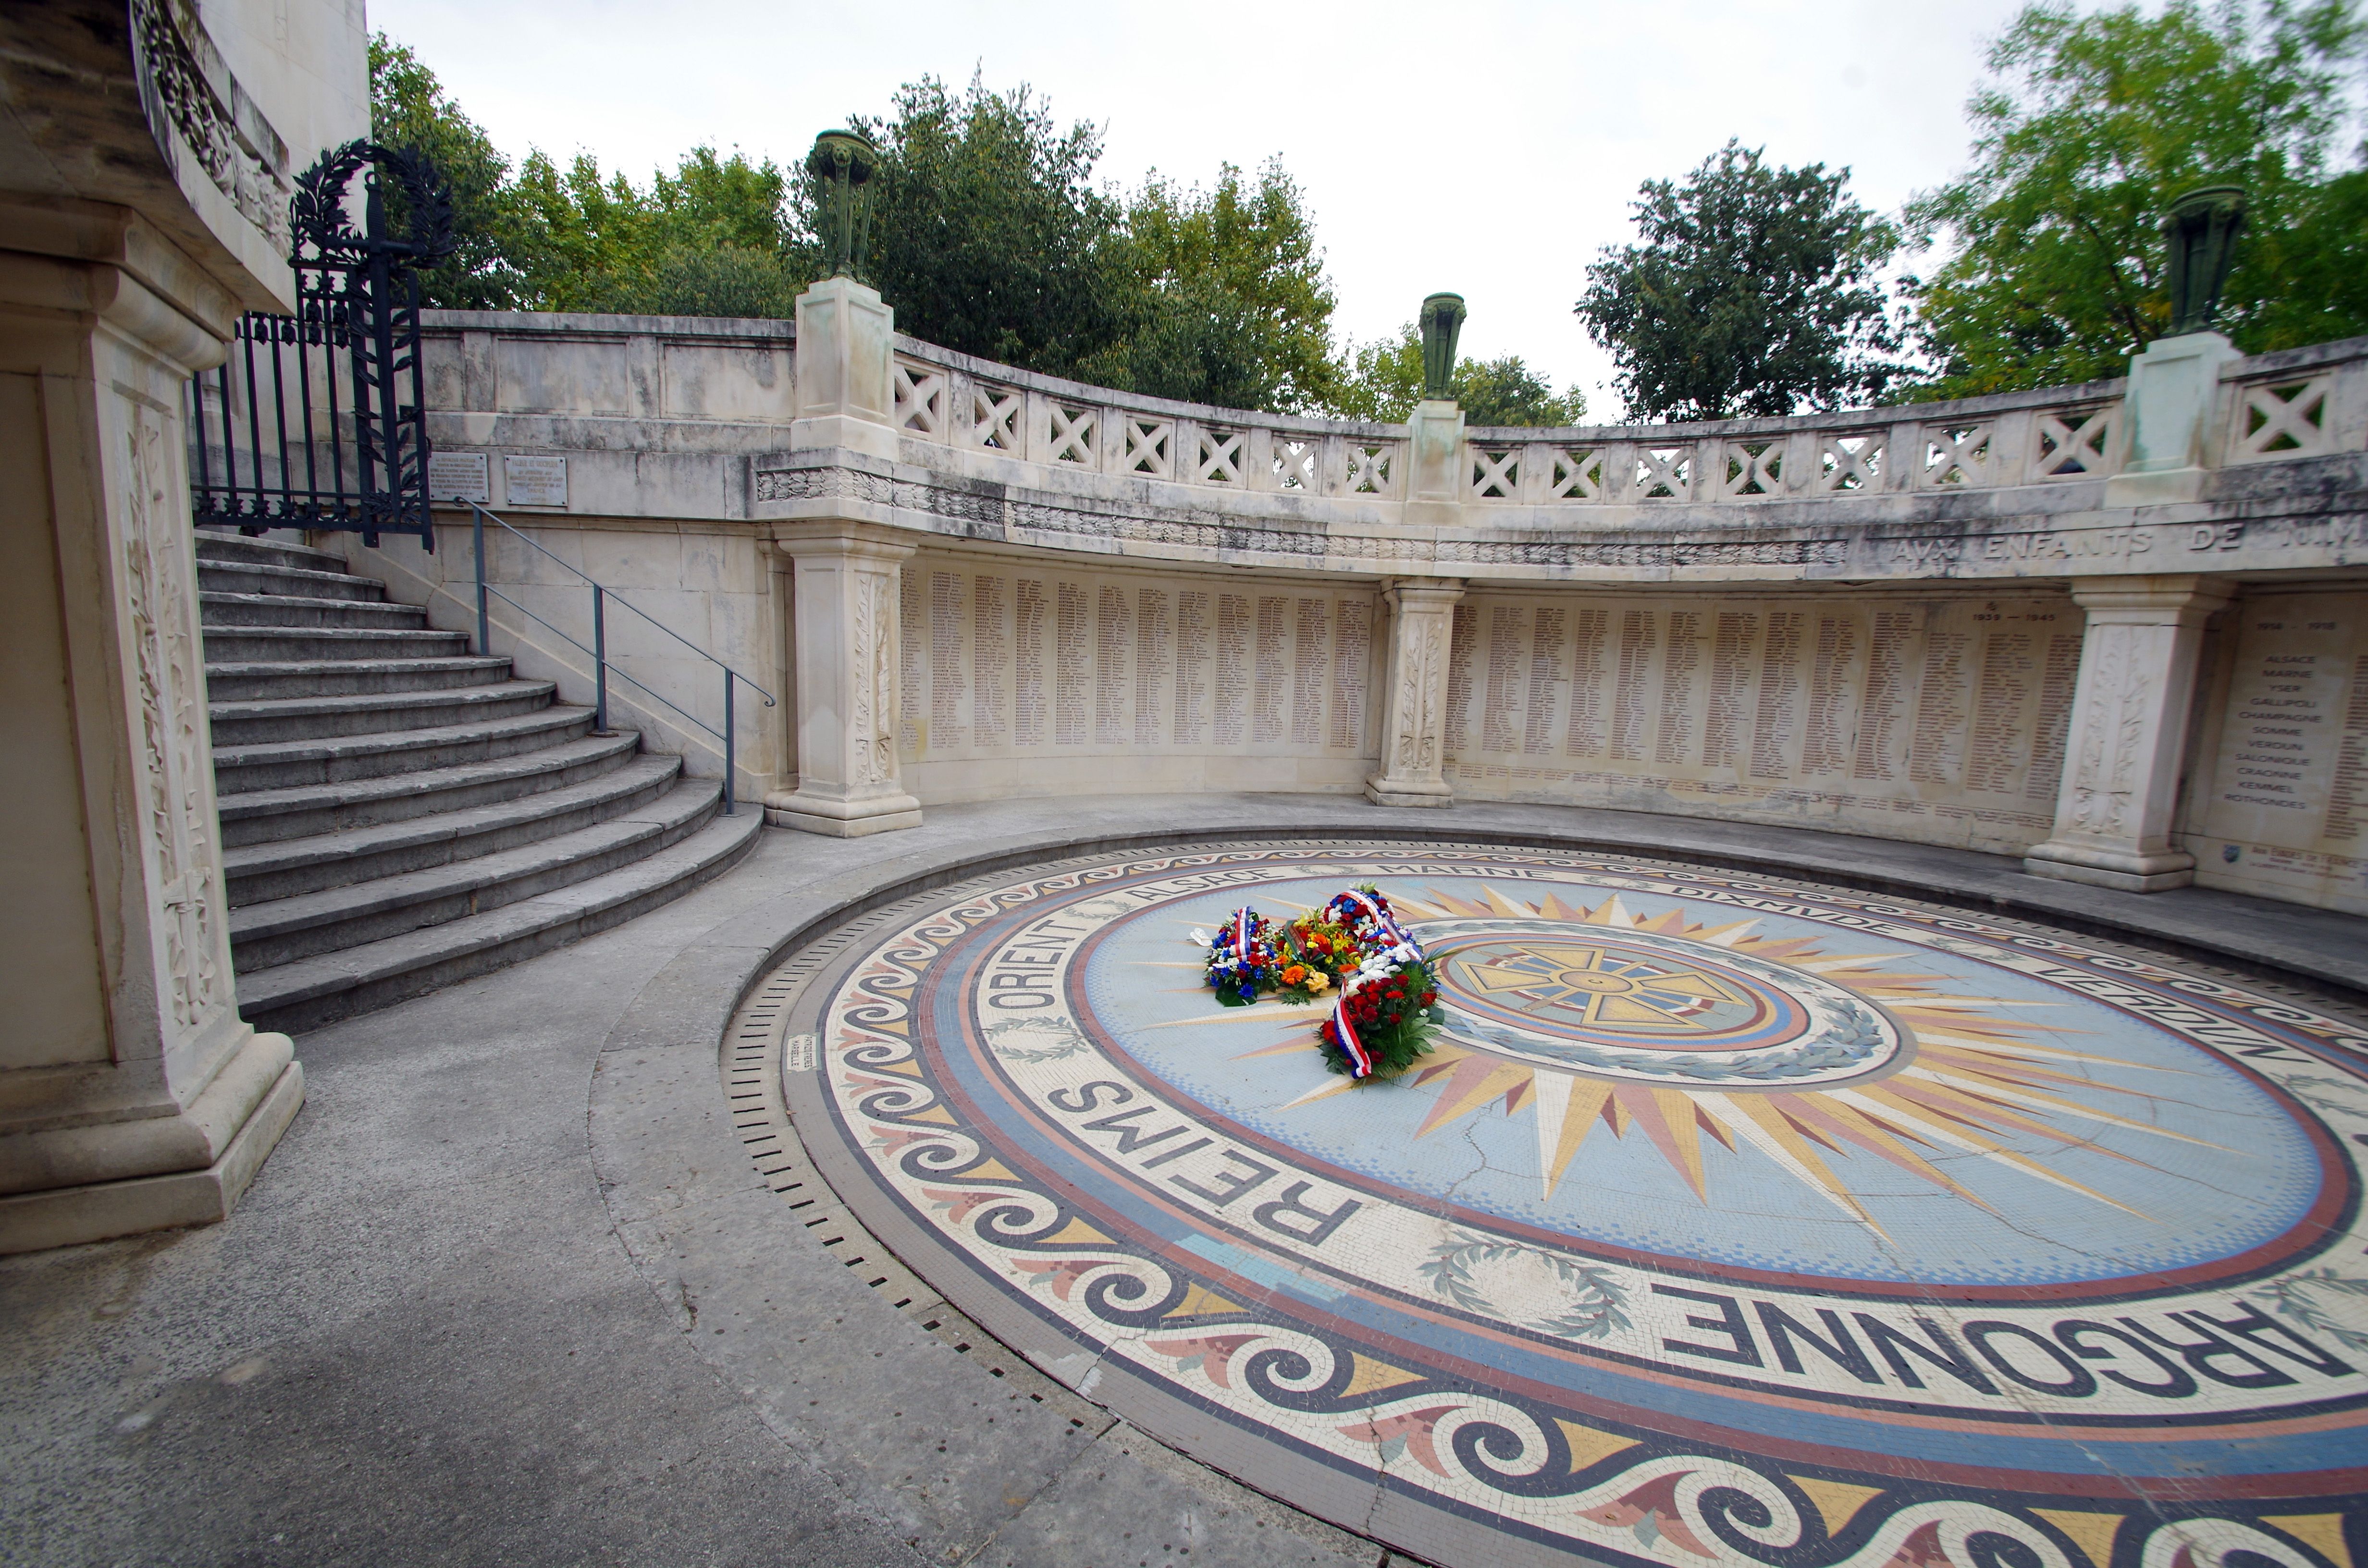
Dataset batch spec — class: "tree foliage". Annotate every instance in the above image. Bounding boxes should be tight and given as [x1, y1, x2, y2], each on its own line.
[366, 36, 527, 308]
[1331, 325, 1587, 426]
[1576, 141, 1904, 421]
[1907, 0, 2368, 399]
[366, 41, 1588, 419]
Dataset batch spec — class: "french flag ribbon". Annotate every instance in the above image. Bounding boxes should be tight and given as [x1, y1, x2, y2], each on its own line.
[1330, 994, 1376, 1079]
[1233, 907, 1253, 956]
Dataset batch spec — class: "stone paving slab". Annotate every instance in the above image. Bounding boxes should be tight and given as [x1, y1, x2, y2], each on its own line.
[3, 793, 2362, 1567]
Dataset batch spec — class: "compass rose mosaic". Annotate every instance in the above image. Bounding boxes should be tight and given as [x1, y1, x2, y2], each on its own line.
[763, 840, 2368, 1568]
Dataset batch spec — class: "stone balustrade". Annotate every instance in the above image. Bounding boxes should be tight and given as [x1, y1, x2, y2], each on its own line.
[297, 290, 2368, 922]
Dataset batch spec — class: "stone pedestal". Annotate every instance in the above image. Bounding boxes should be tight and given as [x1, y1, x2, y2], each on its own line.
[1403, 400, 1466, 529]
[0, 201, 304, 1253]
[791, 274, 898, 463]
[1365, 579, 1465, 808]
[2025, 576, 2232, 892]
[2104, 331, 2240, 507]
[765, 525, 922, 837]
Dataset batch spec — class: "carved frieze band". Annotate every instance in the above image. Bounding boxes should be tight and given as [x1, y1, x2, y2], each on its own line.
[129, 0, 293, 253]
[752, 465, 1854, 570]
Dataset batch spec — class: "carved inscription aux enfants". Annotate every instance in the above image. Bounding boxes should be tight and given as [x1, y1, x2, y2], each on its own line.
[1440, 592, 2081, 856]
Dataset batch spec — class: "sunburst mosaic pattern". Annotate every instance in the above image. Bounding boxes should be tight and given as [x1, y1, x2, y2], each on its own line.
[768, 841, 2368, 1568]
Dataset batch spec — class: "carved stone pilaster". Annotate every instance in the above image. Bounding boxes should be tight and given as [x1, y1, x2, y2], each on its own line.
[1365, 579, 1464, 808]
[0, 203, 306, 1253]
[765, 523, 922, 837]
[2025, 576, 2233, 892]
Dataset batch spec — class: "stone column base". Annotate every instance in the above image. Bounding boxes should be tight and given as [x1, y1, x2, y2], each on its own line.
[2023, 841, 2197, 894]
[766, 788, 923, 838]
[0, 1056, 305, 1255]
[1365, 776, 1455, 808]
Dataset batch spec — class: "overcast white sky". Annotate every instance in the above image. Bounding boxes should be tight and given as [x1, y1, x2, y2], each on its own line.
[367, 0, 2067, 416]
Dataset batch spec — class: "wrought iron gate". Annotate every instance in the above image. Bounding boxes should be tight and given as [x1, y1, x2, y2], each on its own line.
[188, 140, 454, 548]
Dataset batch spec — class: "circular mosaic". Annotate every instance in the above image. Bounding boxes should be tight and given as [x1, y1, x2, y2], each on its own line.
[767, 841, 2368, 1568]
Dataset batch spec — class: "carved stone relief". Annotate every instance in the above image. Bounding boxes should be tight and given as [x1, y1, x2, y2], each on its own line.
[123, 410, 226, 1032]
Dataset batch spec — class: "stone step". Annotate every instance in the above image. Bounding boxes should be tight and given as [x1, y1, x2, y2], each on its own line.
[222, 753, 687, 905]
[228, 776, 728, 972]
[216, 730, 644, 847]
[204, 654, 515, 701]
[211, 706, 596, 795]
[200, 624, 473, 663]
[199, 589, 426, 630]
[196, 559, 389, 603]
[193, 530, 351, 575]
[207, 679, 558, 746]
[233, 807, 764, 1033]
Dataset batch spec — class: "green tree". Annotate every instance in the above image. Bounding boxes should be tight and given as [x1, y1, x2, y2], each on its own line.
[1907, 0, 2368, 398]
[366, 35, 528, 308]
[1097, 161, 1341, 411]
[829, 74, 1135, 376]
[1576, 141, 1903, 421]
[1330, 325, 1587, 426]
[512, 144, 798, 316]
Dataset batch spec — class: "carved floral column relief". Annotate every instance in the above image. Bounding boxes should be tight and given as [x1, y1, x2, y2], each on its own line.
[766, 526, 922, 837]
[2026, 576, 2232, 892]
[123, 411, 230, 1033]
[1366, 579, 1465, 807]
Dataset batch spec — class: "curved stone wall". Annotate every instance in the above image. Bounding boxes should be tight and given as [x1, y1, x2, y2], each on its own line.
[308, 300, 2368, 915]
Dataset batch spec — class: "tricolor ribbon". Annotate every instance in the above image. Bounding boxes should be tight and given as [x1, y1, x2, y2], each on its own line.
[1330, 994, 1376, 1079]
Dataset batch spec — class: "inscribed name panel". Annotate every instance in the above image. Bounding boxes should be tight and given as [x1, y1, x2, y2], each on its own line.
[1441, 592, 2080, 855]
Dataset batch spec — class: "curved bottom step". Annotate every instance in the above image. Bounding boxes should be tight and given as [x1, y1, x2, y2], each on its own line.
[236, 808, 765, 1033]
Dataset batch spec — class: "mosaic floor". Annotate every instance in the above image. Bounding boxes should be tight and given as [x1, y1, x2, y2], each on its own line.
[761, 841, 2368, 1568]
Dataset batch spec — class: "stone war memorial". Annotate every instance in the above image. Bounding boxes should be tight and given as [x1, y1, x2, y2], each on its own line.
[4, 16, 2368, 1568]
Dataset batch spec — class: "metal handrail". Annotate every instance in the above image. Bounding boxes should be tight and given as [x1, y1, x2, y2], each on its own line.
[466, 502, 776, 815]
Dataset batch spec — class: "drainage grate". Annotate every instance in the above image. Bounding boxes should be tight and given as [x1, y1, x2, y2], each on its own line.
[723, 882, 1110, 1429]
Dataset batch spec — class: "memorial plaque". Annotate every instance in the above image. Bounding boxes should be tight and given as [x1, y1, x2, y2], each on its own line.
[1611, 610, 1657, 763]
[1015, 578, 1047, 747]
[1135, 588, 1171, 747]
[2194, 595, 2368, 913]
[1444, 605, 1479, 757]
[1524, 608, 1566, 757]
[1252, 596, 1288, 745]
[1331, 599, 1371, 752]
[973, 576, 1009, 748]
[1175, 590, 1211, 745]
[1966, 630, 2035, 796]
[1801, 614, 1862, 778]
[1657, 611, 1704, 767]
[1704, 612, 1759, 771]
[1852, 610, 1916, 783]
[1214, 594, 1251, 748]
[930, 571, 965, 752]
[2026, 632, 2083, 802]
[1444, 589, 2076, 854]
[502, 453, 567, 507]
[1055, 581, 1089, 748]
[2331, 655, 2368, 843]
[1909, 629, 1971, 786]
[1566, 608, 1608, 759]
[1483, 605, 1527, 756]
[1290, 599, 1328, 748]
[899, 569, 924, 757]
[1749, 612, 1805, 781]
[1095, 585, 1131, 746]
[427, 450, 489, 503]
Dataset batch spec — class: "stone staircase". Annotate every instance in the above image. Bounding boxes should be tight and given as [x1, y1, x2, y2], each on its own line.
[197, 531, 763, 1032]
